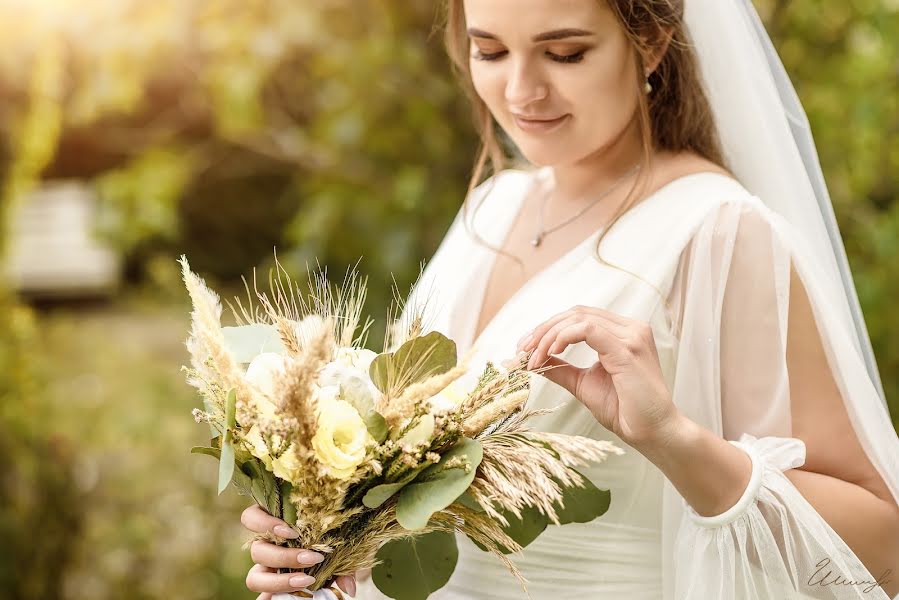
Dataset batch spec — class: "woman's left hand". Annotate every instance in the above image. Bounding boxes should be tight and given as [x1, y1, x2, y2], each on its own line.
[516, 305, 681, 450]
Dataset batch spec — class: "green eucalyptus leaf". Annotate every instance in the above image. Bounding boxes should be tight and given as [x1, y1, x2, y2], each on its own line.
[223, 323, 286, 363]
[217, 389, 238, 495]
[469, 471, 612, 554]
[369, 332, 457, 395]
[553, 473, 612, 525]
[224, 389, 237, 431]
[363, 410, 389, 443]
[218, 441, 235, 495]
[190, 446, 221, 459]
[470, 503, 548, 554]
[280, 480, 298, 525]
[395, 437, 482, 530]
[362, 457, 433, 509]
[372, 530, 458, 600]
[455, 491, 485, 513]
[239, 456, 280, 512]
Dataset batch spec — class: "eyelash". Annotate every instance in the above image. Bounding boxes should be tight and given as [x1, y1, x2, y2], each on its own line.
[472, 50, 586, 64]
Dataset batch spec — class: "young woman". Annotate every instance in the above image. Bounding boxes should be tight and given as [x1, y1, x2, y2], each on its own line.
[243, 0, 899, 598]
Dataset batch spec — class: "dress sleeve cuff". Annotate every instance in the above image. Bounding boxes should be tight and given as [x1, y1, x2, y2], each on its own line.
[681, 433, 806, 528]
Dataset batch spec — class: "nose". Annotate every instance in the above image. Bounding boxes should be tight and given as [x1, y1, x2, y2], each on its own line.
[504, 57, 549, 108]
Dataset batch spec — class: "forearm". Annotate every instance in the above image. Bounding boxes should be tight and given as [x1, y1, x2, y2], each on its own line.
[784, 468, 899, 597]
[636, 413, 753, 518]
[638, 414, 899, 597]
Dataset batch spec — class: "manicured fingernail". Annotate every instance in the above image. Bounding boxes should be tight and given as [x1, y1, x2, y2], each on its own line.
[346, 577, 357, 597]
[298, 550, 324, 565]
[289, 574, 315, 588]
[273, 524, 299, 539]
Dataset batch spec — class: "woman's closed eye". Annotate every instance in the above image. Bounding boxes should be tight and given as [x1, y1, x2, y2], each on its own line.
[472, 49, 587, 64]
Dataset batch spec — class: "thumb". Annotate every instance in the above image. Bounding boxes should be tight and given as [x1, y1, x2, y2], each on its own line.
[533, 355, 583, 397]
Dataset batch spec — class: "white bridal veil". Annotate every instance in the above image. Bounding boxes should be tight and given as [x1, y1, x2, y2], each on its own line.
[662, 1, 899, 598]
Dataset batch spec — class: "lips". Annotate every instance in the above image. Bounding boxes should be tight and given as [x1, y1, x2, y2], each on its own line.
[513, 113, 570, 133]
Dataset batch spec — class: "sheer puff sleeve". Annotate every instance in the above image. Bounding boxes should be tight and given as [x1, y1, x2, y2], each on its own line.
[664, 196, 899, 599]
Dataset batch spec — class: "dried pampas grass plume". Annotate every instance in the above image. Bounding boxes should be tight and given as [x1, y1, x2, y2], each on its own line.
[179, 256, 244, 392]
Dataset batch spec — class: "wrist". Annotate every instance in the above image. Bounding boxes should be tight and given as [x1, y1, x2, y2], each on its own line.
[633, 410, 695, 464]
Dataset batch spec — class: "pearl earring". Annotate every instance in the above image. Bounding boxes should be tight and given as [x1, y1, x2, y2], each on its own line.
[644, 77, 653, 95]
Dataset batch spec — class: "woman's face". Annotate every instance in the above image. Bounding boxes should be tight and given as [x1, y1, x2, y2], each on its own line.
[463, 0, 640, 167]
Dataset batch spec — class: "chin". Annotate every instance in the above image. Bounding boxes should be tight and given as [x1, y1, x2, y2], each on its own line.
[515, 147, 576, 169]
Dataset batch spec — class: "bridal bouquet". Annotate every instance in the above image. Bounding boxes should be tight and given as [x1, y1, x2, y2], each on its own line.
[180, 256, 623, 600]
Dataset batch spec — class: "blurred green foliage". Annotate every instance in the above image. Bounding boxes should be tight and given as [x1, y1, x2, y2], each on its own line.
[0, 1, 896, 599]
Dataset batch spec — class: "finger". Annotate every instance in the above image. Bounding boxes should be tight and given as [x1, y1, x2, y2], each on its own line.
[527, 315, 580, 370]
[250, 540, 325, 569]
[246, 563, 316, 594]
[335, 574, 357, 597]
[528, 316, 626, 371]
[256, 594, 272, 600]
[520, 306, 629, 354]
[242, 504, 298, 539]
[517, 309, 576, 352]
[532, 354, 585, 397]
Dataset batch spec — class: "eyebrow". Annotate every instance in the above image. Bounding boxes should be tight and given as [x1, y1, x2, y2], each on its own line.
[466, 27, 595, 43]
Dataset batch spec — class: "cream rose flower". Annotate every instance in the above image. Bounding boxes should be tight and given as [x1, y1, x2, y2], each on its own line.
[271, 443, 302, 484]
[243, 424, 275, 470]
[311, 395, 371, 480]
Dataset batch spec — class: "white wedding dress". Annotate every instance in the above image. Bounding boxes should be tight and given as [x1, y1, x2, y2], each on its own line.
[346, 166, 899, 600]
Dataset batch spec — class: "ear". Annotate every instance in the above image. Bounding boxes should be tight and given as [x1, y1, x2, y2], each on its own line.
[641, 26, 675, 75]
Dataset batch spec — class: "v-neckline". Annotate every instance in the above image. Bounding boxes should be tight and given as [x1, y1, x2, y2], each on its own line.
[462, 168, 736, 355]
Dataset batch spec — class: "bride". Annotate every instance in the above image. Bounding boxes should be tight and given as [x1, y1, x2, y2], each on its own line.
[241, 0, 899, 598]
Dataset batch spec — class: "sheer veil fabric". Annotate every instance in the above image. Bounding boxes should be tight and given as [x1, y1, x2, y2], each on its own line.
[307, 1, 899, 599]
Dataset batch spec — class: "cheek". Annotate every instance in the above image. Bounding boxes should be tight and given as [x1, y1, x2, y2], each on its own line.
[469, 63, 504, 110]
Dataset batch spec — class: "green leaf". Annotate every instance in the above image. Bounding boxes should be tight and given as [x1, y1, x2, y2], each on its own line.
[395, 437, 482, 530]
[362, 460, 429, 508]
[217, 389, 238, 495]
[471, 504, 548, 554]
[222, 323, 286, 363]
[240, 456, 280, 513]
[469, 470, 612, 554]
[219, 442, 235, 495]
[363, 410, 389, 443]
[369, 331, 457, 396]
[454, 491, 485, 513]
[553, 473, 611, 525]
[372, 530, 458, 600]
[224, 389, 237, 431]
[190, 446, 221, 459]
[280, 480, 297, 525]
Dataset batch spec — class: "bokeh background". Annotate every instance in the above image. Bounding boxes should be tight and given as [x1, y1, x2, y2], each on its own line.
[0, 1, 896, 599]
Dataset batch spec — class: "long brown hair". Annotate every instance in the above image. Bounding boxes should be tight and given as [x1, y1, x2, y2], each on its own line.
[439, 0, 726, 296]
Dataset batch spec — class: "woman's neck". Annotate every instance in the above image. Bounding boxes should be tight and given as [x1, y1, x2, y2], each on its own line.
[544, 114, 651, 208]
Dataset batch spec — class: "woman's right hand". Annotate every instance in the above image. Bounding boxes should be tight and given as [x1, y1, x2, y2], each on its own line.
[241, 504, 357, 599]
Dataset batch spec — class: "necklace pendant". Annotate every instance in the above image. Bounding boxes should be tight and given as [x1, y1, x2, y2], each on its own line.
[531, 233, 543, 247]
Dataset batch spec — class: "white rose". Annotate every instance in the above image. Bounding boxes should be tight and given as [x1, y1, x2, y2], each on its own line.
[333, 347, 378, 373]
[318, 360, 381, 412]
[245, 352, 290, 419]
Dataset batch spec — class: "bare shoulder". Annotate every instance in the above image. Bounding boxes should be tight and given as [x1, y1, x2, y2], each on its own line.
[653, 150, 734, 183]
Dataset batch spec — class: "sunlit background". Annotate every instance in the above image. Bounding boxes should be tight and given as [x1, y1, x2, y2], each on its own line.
[0, 1, 897, 598]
